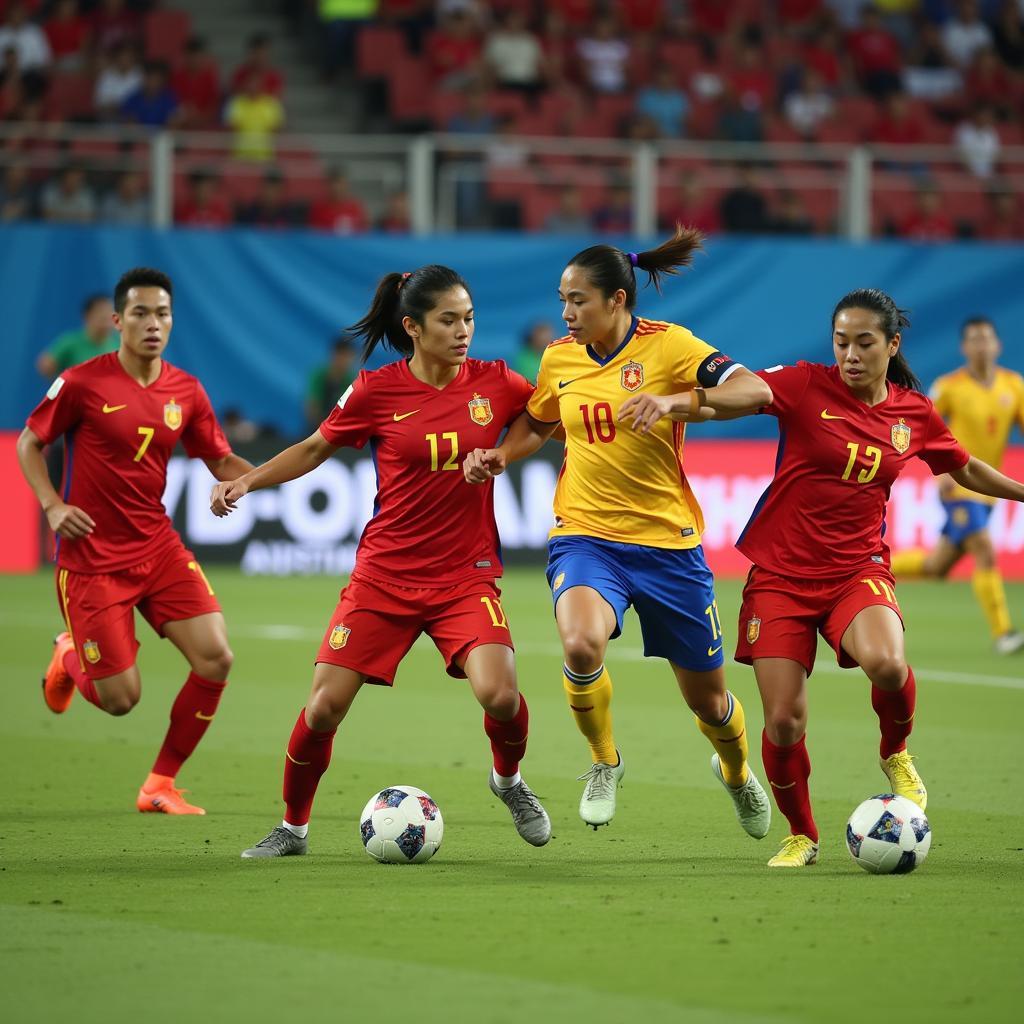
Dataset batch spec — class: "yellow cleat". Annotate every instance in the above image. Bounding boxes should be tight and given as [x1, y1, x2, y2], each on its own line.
[767, 834, 818, 868]
[879, 751, 927, 811]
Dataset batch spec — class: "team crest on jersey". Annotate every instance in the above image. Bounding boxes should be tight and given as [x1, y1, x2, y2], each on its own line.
[621, 360, 644, 392]
[163, 398, 182, 430]
[328, 624, 351, 650]
[82, 639, 101, 664]
[468, 393, 493, 426]
[746, 616, 761, 645]
[890, 418, 911, 454]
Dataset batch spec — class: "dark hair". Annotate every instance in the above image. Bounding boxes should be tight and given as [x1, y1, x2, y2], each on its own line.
[961, 315, 995, 337]
[347, 265, 471, 362]
[113, 267, 173, 313]
[831, 288, 920, 391]
[566, 224, 704, 311]
[81, 293, 109, 315]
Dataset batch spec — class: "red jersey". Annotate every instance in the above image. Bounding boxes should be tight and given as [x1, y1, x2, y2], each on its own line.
[27, 352, 231, 574]
[319, 358, 533, 588]
[737, 362, 969, 578]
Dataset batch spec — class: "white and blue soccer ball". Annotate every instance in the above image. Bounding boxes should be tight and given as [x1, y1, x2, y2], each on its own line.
[846, 794, 931, 874]
[359, 785, 443, 864]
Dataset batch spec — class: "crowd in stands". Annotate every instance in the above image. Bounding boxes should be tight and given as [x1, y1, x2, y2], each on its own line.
[1, 0, 1022, 237]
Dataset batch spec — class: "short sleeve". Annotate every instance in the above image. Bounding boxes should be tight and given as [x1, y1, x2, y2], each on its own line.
[182, 381, 232, 461]
[319, 370, 375, 449]
[26, 373, 82, 443]
[526, 349, 560, 423]
[756, 363, 813, 419]
[667, 325, 741, 389]
[499, 362, 535, 422]
[918, 403, 970, 476]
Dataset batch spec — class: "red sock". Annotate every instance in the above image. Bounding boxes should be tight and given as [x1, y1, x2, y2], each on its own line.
[151, 672, 227, 777]
[283, 709, 336, 826]
[872, 666, 916, 760]
[64, 648, 103, 708]
[761, 730, 818, 843]
[483, 693, 529, 777]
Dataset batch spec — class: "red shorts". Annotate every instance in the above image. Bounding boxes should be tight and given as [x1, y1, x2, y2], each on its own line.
[315, 573, 514, 686]
[56, 540, 221, 680]
[734, 563, 904, 676]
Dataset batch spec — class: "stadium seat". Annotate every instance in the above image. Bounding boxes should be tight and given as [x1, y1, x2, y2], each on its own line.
[144, 9, 192, 64]
[387, 58, 431, 123]
[45, 73, 97, 122]
[356, 25, 407, 79]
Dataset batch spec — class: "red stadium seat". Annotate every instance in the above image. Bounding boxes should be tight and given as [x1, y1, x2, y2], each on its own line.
[388, 58, 431, 122]
[356, 25, 407, 79]
[144, 9, 192, 65]
[46, 72, 97, 122]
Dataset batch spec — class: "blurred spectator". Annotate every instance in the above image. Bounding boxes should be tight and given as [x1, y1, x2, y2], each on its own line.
[89, 0, 141, 55]
[626, 112, 662, 141]
[719, 164, 768, 233]
[0, 2, 51, 74]
[484, 8, 544, 97]
[37, 293, 118, 378]
[550, 0, 595, 29]
[635, 66, 689, 138]
[544, 185, 593, 232]
[770, 190, 815, 235]
[897, 185, 955, 241]
[716, 86, 763, 143]
[777, 0, 824, 30]
[659, 172, 720, 235]
[903, 21, 962, 102]
[221, 408, 261, 445]
[377, 189, 410, 232]
[485, 116, 530, 170]
[783, 69, 835, 138]
[991, 0, 1024, 71]
[309, 170, 369, 233]
[872, 92, 926, 145]
[41, 165, 95, 223]
[429, 9, 482, 90]
[977, 186, 1024, 240]
[230, 33, 284, 98]
[802, 25, 843, 88]
[539, 10, 573, 88]
[594, 182, 633, 233]
[964, 49, 1015, 118]
[0, 44, 26, 115]
[514, 321, 556, 383]
[175, 170, 231, 227]
[235, 168, 307, 227]
[619, 0, 665, 33]
[577, 17, 630, 93]
[847, 7, 902, 99]
[172, 36, 221, 129]
[306, 337, 358, 429]
[94, 42, 142, 118]
[0, 161, 35, 222]
[942, 0, 993, 68]
[447, 83, 495, 133]
[320, 0, 378, 80]
[44, 0, 89, 72]
[224, 70, 284, 161]
[121, 61, 179, 127]
[100, 169, 149, 225]
[730, 42, 776, 113]
[955, 105, 1001, 179]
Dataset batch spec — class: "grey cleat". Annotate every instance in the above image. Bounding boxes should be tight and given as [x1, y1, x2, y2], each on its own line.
[577, 754, 625, 829]
[241, 826, 308, 859]
[711, 754, 771, 839]
[489, 774, 552, 847]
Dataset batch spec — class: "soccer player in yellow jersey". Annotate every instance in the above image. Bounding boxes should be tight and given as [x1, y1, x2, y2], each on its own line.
[465, 228, 774, 839]
[891, 317, 1024, 654]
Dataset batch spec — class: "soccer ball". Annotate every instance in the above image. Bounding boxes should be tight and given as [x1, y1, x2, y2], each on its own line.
[359, 785, 443, 864]
[846, 794, 931, 874]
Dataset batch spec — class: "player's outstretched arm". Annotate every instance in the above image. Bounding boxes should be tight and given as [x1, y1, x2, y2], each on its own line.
[464, 411, 557, 484]
[949, 457, 1024, 503]
[205, 452, 256, 482]
[210, 431, 337, 516]
[16, 427, 96, 539]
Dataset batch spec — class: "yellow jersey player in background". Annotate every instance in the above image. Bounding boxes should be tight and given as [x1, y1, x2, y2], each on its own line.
[891, 317, 1024, 653]
[464, 227, 773, 844]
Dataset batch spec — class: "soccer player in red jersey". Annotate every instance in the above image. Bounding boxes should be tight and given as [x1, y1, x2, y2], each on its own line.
[211, 264, 552, 858]
[17, 267, 254, 815]
[733, 289, 1024, 867]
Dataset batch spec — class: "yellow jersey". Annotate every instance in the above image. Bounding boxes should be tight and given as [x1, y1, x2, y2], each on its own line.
[527, 315, 737, 549]
[930, 366, 1024, 503]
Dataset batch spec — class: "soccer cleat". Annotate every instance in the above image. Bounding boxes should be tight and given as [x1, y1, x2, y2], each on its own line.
[711, 754, 771, 839]
[577, 753, 625, 829]
[879, 750, 928, 810]
[41, 632, 77, 714]
[488, 773, 551, 847]
[136, 781, 206, 815]
[241, 826, 308, 859]
[994, 631, 1024, 655]
[767, 834, 819, 868]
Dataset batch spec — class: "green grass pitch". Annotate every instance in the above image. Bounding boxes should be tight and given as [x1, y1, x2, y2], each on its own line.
[2, 567, 1023, 1023]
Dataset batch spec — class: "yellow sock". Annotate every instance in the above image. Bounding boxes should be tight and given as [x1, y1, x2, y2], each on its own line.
[890, 549, 927, 577]
[973, 568, 1013, 638]
[563, 665, 617, 764]
[696, 691, 748, 787]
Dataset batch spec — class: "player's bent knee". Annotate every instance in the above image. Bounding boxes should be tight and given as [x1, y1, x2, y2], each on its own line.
[306, 690, 346, 731]
[101, 692, 138, 717]
[483, 688, 519, 721]
[765, 712, 805, 746]
[862, 654, 906, 690]
[561, 633, 605, 673]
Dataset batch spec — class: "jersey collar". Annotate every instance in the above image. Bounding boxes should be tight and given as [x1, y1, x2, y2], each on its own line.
[586, 315, 638, 367]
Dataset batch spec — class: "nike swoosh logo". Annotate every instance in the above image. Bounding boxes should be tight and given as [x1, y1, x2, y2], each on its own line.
[820, 409, 845, 420]
[286, 751, 311, 766]
[194, 711, 215, 721]
[569, 704, 594, 712]
[707, 645, 723, 656]
[894, 714, 915, 724]
[769, 780, 796, 790]
[393, 410, 420, 421]
[558, 379, 577, 389]
[102, 403, 127, 413]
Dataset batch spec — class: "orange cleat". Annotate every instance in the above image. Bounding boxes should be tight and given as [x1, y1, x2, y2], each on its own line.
[42, 632, 78, 714]
[137, 778, 206, 815]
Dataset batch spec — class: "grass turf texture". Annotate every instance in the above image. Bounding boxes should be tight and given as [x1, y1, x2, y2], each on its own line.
[2, 568, 1022, 1023]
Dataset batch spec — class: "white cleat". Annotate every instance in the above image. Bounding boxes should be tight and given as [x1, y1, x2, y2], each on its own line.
[995, 631, 1024, 655]
[577, 754, 624, 829]
[711, 754, 771, 839]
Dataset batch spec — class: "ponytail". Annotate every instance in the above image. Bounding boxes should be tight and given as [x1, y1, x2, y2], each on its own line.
[832, 288, 921, 392]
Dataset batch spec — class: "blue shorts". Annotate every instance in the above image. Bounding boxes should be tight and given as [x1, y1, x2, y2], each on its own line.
[545, 536, 725, 672]
[940, 500, 992, 546]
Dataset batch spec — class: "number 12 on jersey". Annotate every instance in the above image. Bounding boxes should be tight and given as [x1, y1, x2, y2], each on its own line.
[426, 432, 459, 471]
